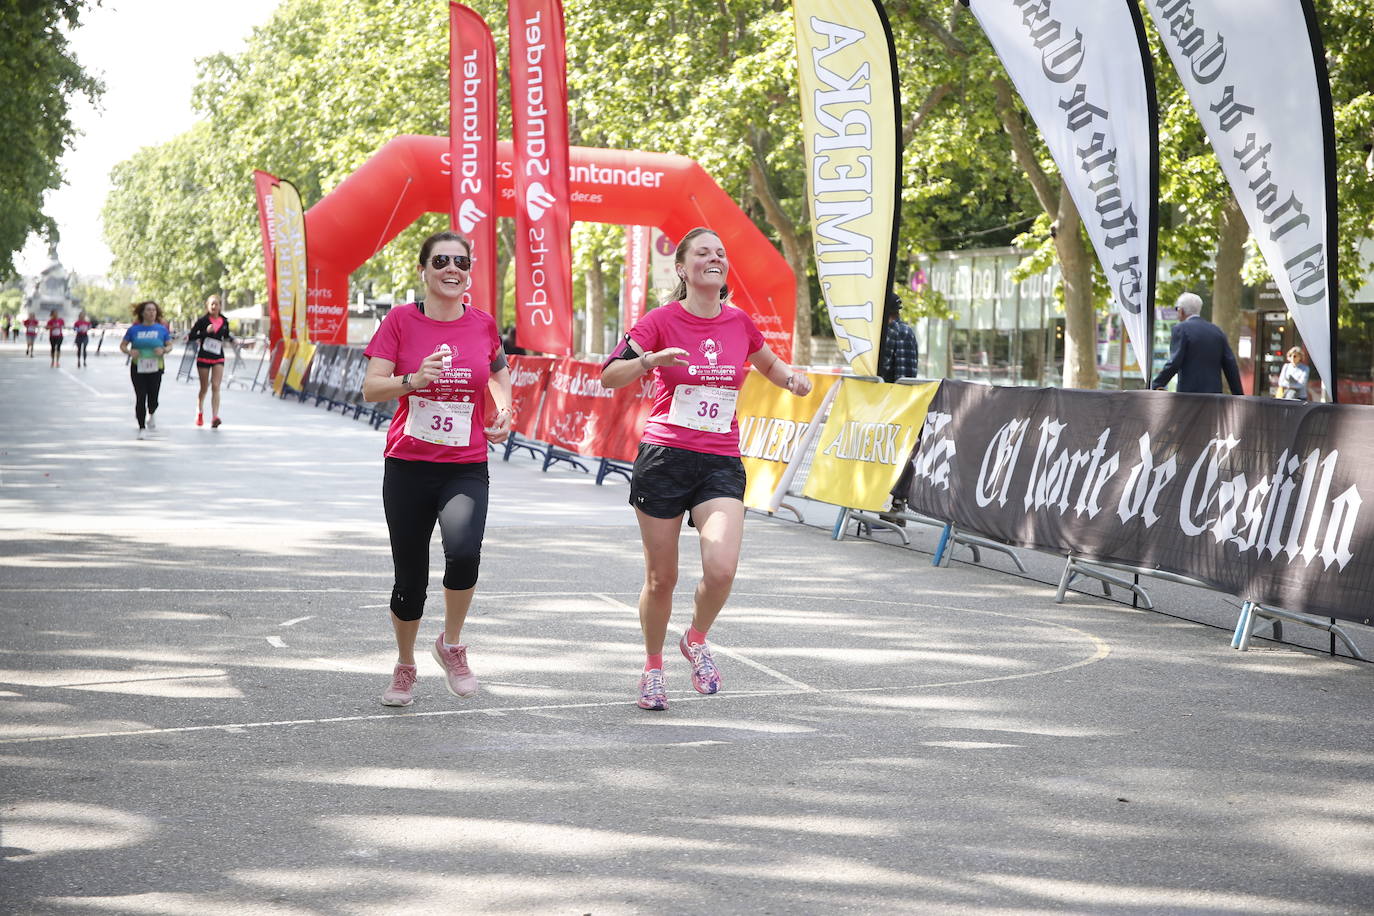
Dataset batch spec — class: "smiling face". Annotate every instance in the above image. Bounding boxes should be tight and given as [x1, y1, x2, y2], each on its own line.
[206, 295, 222, 316]
[421, 238, 472, 302]
[678, 232, 728, 291]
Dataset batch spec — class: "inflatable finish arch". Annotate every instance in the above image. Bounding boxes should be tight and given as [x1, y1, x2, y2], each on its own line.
[304, 135, 795, 359]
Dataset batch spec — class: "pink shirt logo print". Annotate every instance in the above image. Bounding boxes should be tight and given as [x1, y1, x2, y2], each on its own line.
[700, 337, 721, 367]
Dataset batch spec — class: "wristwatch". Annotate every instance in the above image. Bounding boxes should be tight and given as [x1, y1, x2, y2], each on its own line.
[401, 373, 412, 391]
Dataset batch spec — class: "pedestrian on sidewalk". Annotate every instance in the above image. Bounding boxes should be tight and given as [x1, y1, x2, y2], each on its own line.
[188, 294, 234, 427]
[1276, 346, 1311, 400]
[1150, 292, 1243, 394]
[600, 226, 813, 711]
[120, 301, 172, 440]
[362, 230, 514, 708]
[73, 310, 92, 367]
[45, 309, 65, 368]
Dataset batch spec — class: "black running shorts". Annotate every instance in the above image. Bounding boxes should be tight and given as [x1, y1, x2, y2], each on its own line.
[629, 443, 747, 519]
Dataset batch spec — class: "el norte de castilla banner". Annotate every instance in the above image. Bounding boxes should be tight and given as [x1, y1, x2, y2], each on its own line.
[1144, 0, 1339, 395]
[964, 0, 1158, 379]
[907, 381, 1373, 626]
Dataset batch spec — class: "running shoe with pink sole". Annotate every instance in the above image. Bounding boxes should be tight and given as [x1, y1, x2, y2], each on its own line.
[431, 635, 479, 698]
[638, 668, 668, 710]
[381, 663, 417, 707]
[679, 633, 721, 695]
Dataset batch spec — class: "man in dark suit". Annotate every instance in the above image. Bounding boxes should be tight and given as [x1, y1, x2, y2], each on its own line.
[1151, 292, 1244, 394]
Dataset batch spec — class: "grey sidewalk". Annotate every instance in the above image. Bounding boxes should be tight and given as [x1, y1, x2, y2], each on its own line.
[1, 342, 1371, 915]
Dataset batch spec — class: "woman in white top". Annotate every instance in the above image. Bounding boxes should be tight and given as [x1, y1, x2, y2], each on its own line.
[1277, 346, 1310, 400]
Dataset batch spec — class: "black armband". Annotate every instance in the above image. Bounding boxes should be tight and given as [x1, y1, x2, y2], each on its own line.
[601, 333, 641, 369]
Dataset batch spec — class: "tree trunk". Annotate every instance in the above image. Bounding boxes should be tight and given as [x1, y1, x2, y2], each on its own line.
[994, 77, 1098, 389]
[748, 156, 811, 365]
[585, 253, 606, 357]
[1055, 188, 1099, 390]
[1212, 192, 1247, 351]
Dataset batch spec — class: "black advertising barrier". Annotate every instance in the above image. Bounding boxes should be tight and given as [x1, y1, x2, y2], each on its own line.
[908, 381, 1373, 626]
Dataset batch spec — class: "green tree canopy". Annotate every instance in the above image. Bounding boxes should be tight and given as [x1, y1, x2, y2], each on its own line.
[0, 0, 104, 279]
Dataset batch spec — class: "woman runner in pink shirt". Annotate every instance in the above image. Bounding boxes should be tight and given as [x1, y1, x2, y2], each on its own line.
[362, 230, 514, 708]
[601, 227, 813, 710]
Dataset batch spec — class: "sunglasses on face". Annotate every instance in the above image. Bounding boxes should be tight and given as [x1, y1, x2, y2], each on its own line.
[428, 254, 472, 271]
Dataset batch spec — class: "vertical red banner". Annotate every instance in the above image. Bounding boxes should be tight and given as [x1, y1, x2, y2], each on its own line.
[449, 3, 498, 317]
[252, 170, 281, 348]
[622, 225, 650, 334]
[508, 0, 573, 355]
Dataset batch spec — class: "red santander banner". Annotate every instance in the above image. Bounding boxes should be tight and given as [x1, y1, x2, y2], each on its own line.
[449, 3, 497, 316]
[507, 354, 554, 438]
[622, 225, 651, 334]
[508, 0, 573, 355]
[535, 357, 653, 462]
[252, 170, 281, 348]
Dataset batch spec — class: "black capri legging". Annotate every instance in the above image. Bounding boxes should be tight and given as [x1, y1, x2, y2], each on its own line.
[129, 367, 163, 428]
[50, 337, 62, 357]
[382, 457, 490, 621]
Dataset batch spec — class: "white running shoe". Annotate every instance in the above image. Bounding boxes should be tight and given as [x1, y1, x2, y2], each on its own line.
[146, 413, 156, 431]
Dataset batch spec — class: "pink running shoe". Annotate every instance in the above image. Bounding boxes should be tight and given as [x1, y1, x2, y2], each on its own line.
[431, 635, 479, 698]
[638, 668, 668, 710]
[381, 663, 417, 707]
[680, 633, 721, 695]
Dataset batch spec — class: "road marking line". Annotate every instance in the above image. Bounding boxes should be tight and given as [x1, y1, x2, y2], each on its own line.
[593, 592, 816, 692]
[265, 636, 287, 649]
[280, 616, 315, 628]
[59, 368, 107, 397]
[702, 643, 817, 692]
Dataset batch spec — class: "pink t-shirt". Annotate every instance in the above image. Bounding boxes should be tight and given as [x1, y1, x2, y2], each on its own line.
[364, 303, 502, 464]
[74, 319, 92, 335]
[46, 318, 64, 338]
[628, 301, 766, 457]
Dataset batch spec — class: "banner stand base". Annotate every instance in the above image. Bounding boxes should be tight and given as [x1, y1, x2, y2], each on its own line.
[932, 524, 1026, 573]
[1232, 601, 1367, 660]
[596, 458, 631, 486]
[834, 508, 1026, 573]
[1056, 556, 1160, 609]
[503, 432, 546, 463]
[542, 447, 590, 475]
[833, 507, 910, 546]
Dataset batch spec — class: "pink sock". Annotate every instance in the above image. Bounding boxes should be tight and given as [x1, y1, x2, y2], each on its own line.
[645, 653, 663, 671]
[686, 625, 708, 646]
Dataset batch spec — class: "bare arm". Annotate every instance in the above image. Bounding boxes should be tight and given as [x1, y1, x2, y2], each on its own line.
[748, 345, 813, 396]
[600, 337, 689, 389]
[484, 366, 514, 443]
[362, 351, 444, 403]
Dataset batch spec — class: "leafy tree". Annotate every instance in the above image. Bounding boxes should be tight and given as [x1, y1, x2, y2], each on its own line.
[0, 0, 104, 279]
[70, 275, 135, 323]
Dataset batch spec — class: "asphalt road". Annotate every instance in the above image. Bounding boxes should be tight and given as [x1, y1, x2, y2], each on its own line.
[1, 340, 1371, 915]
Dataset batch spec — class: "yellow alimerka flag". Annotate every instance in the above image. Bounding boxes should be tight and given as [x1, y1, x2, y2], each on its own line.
[737, 370, 841, 511]
[804, 379, 939, 512]
[287, 340, 316, 393]
[271, 179, 309, 394]
[792, 0, 901, 378]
